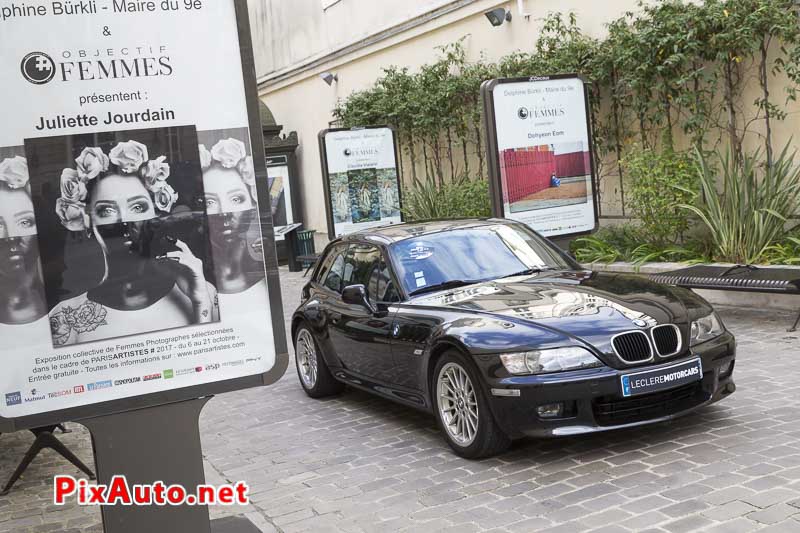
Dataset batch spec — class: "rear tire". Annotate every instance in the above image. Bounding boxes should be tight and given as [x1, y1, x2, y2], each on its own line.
[432, 349, 511, 459]
[294, 324, 343, 398]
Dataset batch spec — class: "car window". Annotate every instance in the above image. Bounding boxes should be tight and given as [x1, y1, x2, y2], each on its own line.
[388, 223, 577, 296]
[367, 259, 401, 303]
[321, 245, 348, 293]
[314, 245, 339, 284]
[342, 243, 401, 303]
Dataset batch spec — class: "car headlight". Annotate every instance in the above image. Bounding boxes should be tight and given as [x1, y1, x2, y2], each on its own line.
[499, 347, 602, 375]
[690, 312, 724, 346]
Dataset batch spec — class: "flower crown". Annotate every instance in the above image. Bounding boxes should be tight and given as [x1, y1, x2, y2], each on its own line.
[199, 138, 257, 203]
[0, 156, 30, 192]
[55, 140, 178, 232]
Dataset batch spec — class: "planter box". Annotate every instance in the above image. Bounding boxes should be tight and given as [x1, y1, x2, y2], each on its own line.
[583, 261, 800, 313]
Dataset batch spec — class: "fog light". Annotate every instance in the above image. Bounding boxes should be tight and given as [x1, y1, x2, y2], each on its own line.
[537, 403, 563, 418]
[719, 360, 734, 378]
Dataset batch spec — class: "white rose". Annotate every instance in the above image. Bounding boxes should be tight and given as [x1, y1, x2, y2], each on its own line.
[55, 198, 89, 232]
[0, 156, 29, 189]
[60, 168, 87, 202]
[141, 155, 171, 192]
[211, 138, 247, 169]
[237, 156, 255, 186]
[110, 140, 148, 174]
[198, 144, 212, 170]
[75, 147, 109, 181]
[153, 184, 178, 212]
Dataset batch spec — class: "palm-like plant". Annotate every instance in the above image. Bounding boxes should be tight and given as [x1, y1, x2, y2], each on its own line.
[679, 144, 800, 264]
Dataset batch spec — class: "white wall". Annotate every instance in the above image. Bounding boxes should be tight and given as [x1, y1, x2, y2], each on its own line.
[248, 0, 467, 82]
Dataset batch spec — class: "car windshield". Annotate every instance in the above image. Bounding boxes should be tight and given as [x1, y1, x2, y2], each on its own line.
[388, 223, 577, 297]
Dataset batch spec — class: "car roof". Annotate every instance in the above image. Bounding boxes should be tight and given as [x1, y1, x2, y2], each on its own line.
[340, 218, 515, 246]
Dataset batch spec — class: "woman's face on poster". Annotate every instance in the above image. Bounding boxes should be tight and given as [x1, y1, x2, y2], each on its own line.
[202, 167, 253, 215]
[202, 167, 254, 248]
[90, 175, 159, 265]
[90, 174, 156, 226]
[0, 186, 39, 277]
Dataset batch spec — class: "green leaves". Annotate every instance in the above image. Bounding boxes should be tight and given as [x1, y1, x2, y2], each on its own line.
[679, 143, 800, 264]
[623, 147, 699, 245]
[401, 176, 491, 222]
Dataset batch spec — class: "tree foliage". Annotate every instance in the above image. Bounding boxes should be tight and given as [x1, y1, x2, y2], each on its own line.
[333, 0, 800, 216]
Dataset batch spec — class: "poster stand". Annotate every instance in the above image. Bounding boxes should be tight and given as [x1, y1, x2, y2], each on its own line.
[82, 398, 259, 533]
[480, 74, 599, 240]
[1, 3, 284, 531]
[318, 126, 404, 240]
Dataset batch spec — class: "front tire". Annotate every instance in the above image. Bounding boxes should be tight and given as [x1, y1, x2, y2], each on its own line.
[294, 324, 343, 398]
[432, 350, 511, 459]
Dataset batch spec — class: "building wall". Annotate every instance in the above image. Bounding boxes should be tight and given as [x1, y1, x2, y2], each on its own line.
[251, 0, 800, 247]
[247, 0, 465, 83]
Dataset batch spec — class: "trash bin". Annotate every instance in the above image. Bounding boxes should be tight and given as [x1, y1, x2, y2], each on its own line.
[295, 230, 317, 268]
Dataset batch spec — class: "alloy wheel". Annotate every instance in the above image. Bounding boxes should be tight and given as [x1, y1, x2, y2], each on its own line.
[296, 329, 318, 389]
[436, 362, 479, 446]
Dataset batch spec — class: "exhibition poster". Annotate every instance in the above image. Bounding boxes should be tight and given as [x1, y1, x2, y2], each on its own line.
[265, 156, 294, 230]
[320, 127, 402, 239]
[0, 0, 282, 422]
[482, 75, 598, 237]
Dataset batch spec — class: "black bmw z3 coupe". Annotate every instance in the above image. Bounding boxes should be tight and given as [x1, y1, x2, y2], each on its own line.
[291, 219, 736, 458]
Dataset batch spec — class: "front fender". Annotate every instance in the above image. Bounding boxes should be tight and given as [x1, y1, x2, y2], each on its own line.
[421, 314, 583, 411]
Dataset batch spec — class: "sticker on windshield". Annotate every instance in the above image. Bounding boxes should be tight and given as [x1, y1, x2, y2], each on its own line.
[407, 243, 433, 260]
[414, 272, 427, 287]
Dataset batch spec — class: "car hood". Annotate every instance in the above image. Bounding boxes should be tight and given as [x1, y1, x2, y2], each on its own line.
[409, 270, 711, 356]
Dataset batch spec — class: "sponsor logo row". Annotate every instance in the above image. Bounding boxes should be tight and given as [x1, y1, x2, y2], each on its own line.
[4, 359, 258, 406]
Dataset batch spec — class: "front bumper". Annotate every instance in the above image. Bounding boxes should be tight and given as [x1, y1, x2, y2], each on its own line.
[482, 331, 736, 439]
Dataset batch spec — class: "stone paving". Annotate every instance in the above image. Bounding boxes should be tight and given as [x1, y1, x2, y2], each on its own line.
[1, 266, 799, 532]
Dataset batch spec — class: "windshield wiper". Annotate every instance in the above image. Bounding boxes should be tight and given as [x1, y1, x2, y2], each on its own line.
[409, 279, 482, 297]
[500, 267, 556, 279]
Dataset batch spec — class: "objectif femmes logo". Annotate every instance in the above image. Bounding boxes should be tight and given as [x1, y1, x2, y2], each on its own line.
[19, 47, 174, 85]
[20, 51, 56, 85]
[517, 107, 530, 120]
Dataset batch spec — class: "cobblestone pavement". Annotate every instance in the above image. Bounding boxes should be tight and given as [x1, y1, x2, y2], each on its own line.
[1, 266, 799, 532]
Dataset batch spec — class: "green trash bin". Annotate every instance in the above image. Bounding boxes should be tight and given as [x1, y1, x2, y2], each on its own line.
[295, 230, 317, 269]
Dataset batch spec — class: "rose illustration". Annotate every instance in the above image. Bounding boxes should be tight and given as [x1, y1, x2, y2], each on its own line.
[64, 301, 108, 334]
[55, 198, 89, 232]
[153, 183, 178, 212]
[142, 155, 171, 192]
[237, 156, 255, 186]
[60, 169, 87, 202]
[211, 138, 247, 169]
[75, 147, 109, 181]
[198, 144, 212, 170]
[50, 311, 73, 345]
[110, 140, 148, 174]
[0, 156, 29, 189]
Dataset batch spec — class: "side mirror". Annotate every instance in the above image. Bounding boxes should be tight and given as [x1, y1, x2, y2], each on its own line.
[342, 284, 376, 314]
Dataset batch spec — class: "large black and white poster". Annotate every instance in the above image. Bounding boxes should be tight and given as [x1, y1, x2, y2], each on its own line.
[482, 75, 598, 237]
[319, 127, 402, 239]
[0, 0, 284, 424]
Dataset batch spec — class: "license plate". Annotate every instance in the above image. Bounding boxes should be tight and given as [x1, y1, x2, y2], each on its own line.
[621, 358, 703, 398]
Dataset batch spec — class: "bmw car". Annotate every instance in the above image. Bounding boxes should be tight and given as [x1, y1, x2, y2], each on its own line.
[291, 219, 736, 458]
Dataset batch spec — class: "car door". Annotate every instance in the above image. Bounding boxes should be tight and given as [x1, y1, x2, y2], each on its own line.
[310, 243, 350, 367]
[327, 242, 397, 382]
